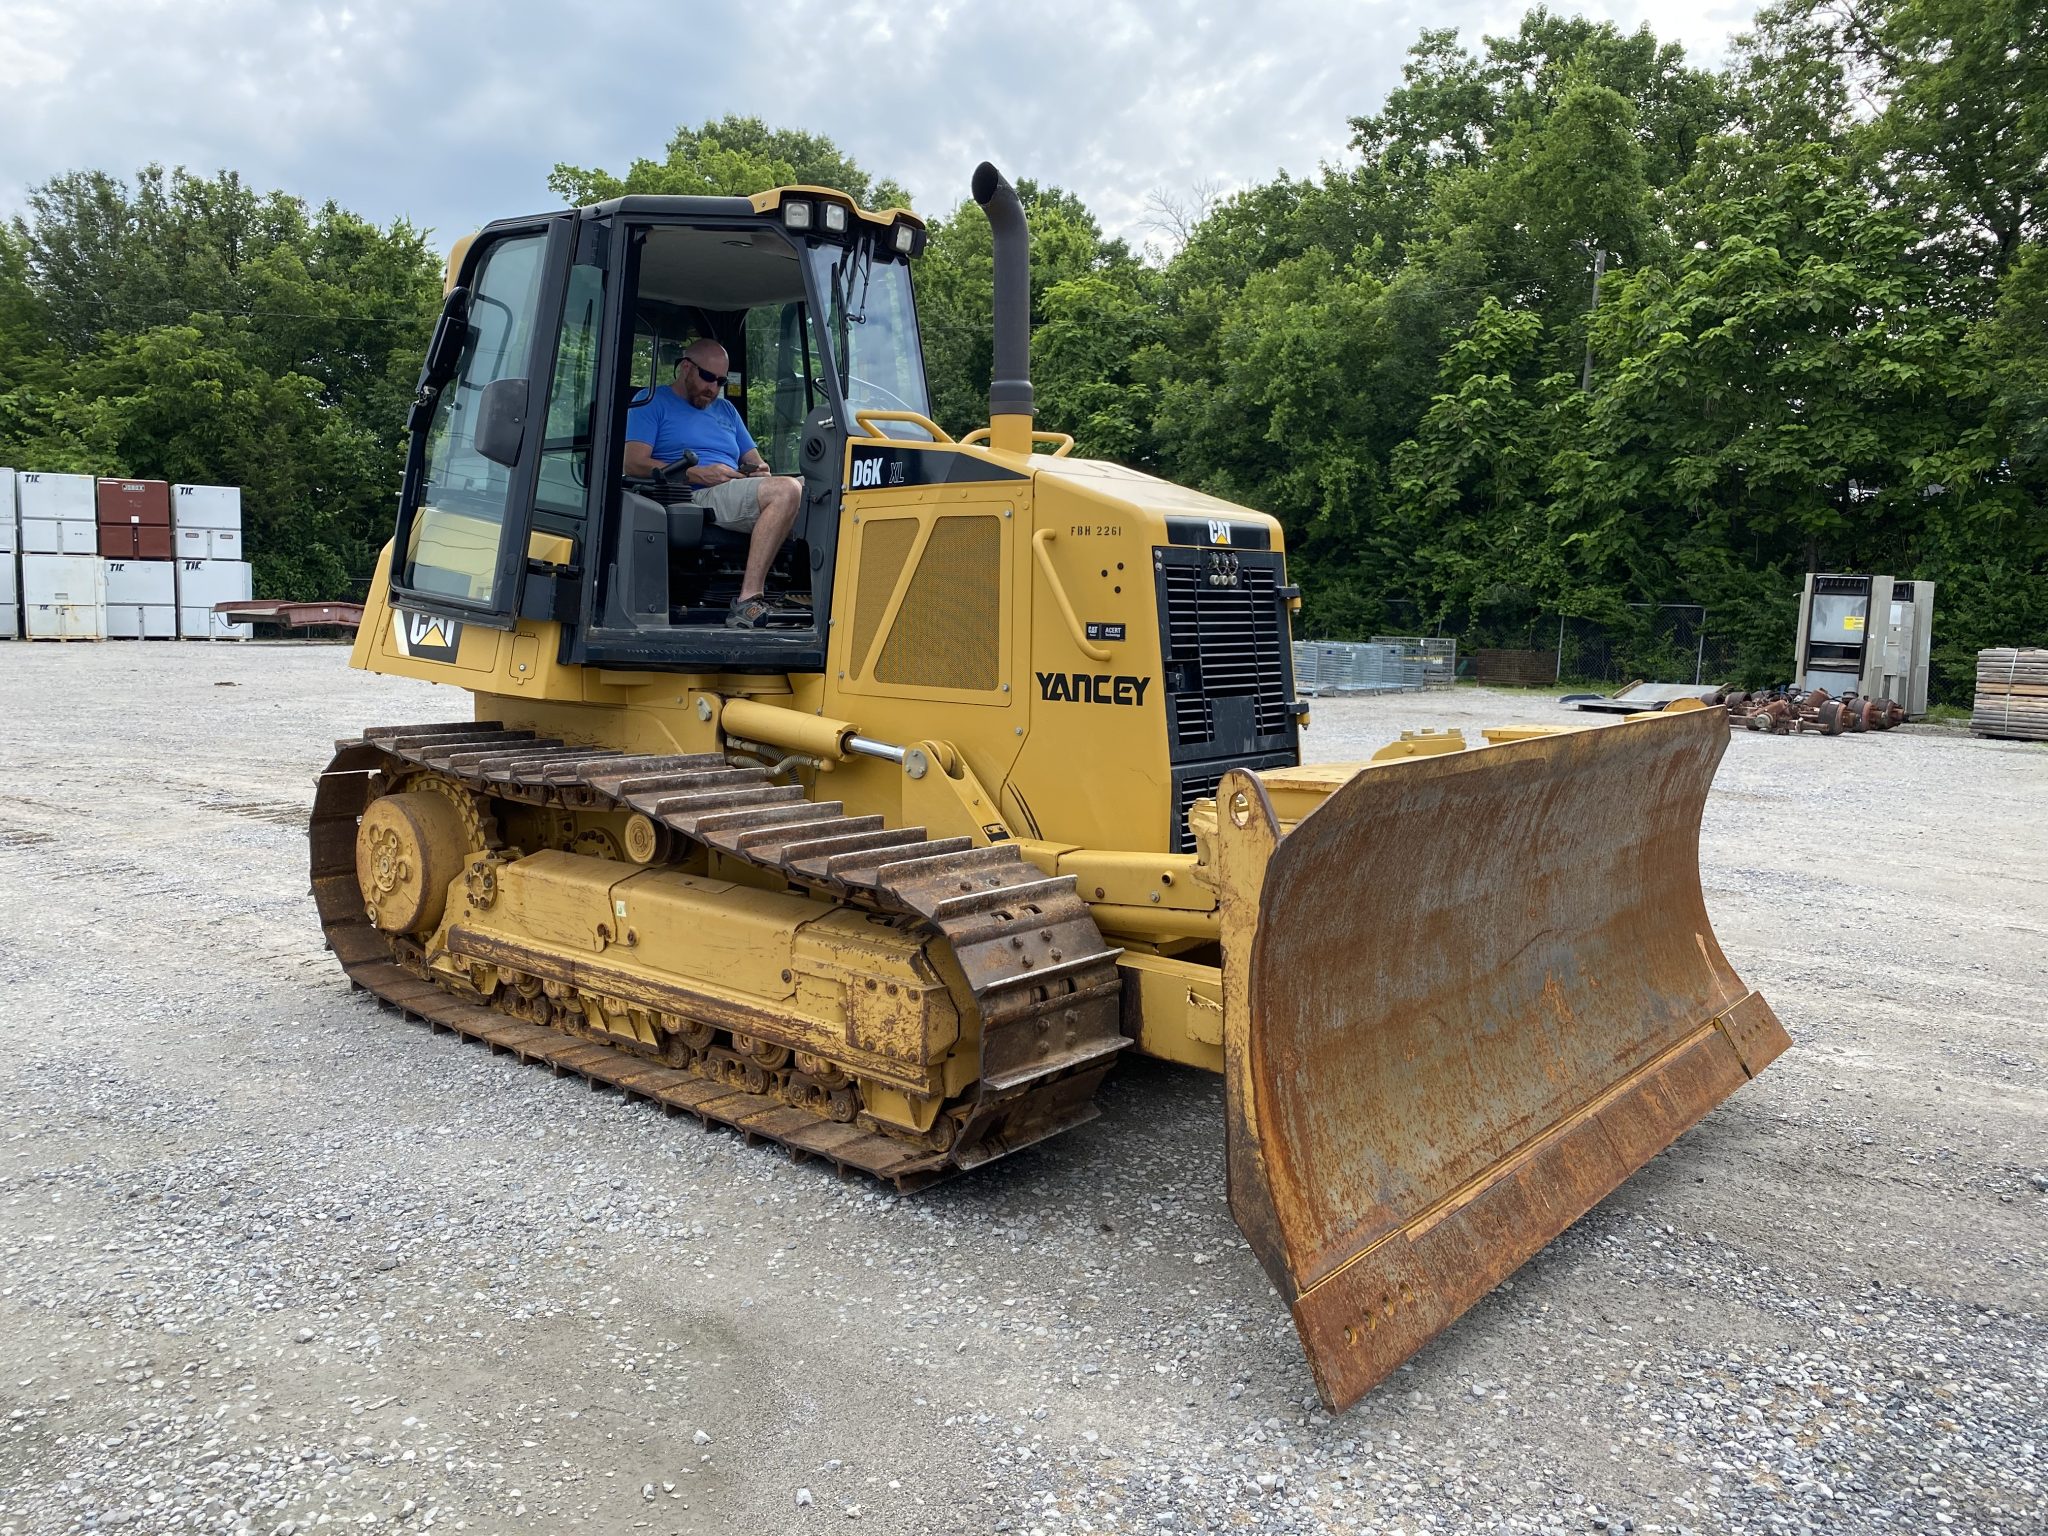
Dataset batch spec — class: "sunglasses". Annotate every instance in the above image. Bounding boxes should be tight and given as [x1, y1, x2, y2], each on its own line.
[682, 360, 729, 388]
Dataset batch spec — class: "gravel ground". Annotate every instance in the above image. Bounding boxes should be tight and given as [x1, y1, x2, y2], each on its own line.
[0, 643, 2041, 1536]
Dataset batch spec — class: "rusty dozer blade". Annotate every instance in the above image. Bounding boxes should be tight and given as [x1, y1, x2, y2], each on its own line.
[1207, 708, 1788, 1413]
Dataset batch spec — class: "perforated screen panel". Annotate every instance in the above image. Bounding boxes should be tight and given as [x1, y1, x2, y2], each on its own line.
[874, 515, 1002, 691]
[849, 518, 918, 679]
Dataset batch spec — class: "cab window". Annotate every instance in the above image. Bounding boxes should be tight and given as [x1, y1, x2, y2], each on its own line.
[403, 232, 548, 604]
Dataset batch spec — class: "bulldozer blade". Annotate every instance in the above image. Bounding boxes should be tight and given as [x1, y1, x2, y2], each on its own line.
[1211, 708, 1787, 1413]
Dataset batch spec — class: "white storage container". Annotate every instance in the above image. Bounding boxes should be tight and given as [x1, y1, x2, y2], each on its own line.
[107, 605, 178, 639]
[172, 483, 243, 531]
[22, 517, 98, 555]
[0, 558, 14, 606]
[175, 557, 252, 606]
[178, 606, 252, 641]
[16, 471, 96, 523]
[176, 558, 253, 639]
[0, 468, 15, 552]
[176, 525, 243, 559]
[104, 559, 178, 606]
[1, 561, 16, 636]
[21, 553, 107, 640]
[0, 604, 18, 640]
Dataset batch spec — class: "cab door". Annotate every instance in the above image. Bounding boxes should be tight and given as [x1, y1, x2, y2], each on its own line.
[388, 218, 575, 629]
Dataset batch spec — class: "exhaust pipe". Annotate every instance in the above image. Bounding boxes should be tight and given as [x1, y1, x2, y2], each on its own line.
[971, 161, 1034, 454]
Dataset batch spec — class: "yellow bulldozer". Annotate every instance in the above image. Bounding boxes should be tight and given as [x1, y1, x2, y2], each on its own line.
[312, 163, 1788, 1412]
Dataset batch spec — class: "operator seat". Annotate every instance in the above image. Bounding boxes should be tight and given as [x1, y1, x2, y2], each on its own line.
[626, 475, 750, 558]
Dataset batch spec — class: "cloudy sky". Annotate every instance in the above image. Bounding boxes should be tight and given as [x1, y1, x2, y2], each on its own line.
[2, 0, 1757, 251]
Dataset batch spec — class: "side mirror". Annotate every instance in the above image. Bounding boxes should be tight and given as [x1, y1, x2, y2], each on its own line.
[474, 376, 528, 467]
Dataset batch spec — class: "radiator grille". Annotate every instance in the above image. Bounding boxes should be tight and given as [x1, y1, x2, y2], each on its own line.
[875, 515, 1002, 691]
[1161, 562, 1292, 746]
[1169, 756, 1295, 855]
[1173, 767, 1224, 857]
[1155, 545, 1300, 851]
[849, 518, 918, 680]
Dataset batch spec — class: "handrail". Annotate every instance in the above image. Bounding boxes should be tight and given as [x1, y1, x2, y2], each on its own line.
[849, 408, 953, 443]
[1032, 529, 1112, 662]
[959, 426, 1076, 457]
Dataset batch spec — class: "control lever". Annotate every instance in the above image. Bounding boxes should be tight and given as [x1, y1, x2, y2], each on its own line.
[653, 450, 699, 486]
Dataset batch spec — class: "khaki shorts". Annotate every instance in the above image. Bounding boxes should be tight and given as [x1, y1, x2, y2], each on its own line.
[695, 475, 769, 530]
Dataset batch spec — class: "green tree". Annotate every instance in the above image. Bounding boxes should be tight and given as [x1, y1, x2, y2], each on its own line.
[915, 182, 1142, 438]
[3, 165, 440, 598]
[549, 116, 909, 209]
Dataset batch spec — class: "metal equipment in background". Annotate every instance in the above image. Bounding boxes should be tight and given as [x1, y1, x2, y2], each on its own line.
[1563, 681, 1728, 715]
[1368, 636, 1457, 687]
[1292, 641, 1427, 696]
[1796, 573, 1934, 718]
[1724, 686, 1903, 735]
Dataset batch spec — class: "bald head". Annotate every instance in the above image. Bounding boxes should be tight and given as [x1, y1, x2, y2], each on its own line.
[675, 339, 730, 406]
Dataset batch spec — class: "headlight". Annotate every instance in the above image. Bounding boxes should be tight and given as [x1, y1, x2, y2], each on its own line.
[822, 202, 848, 233]
[893, 223, 915, 254]
[783, 201, 813, 230]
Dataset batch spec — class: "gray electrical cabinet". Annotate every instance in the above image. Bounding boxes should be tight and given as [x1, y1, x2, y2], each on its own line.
[1795, 573, 1935, 717]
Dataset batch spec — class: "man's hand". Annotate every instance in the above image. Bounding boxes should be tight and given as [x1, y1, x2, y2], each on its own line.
[687, 462, 743, 487]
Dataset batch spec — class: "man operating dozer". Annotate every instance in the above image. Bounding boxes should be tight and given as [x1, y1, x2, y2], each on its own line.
[624, 340, 803, 629]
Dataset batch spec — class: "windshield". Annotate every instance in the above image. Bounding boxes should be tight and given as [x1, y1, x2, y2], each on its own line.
[807, 243, 932, 439]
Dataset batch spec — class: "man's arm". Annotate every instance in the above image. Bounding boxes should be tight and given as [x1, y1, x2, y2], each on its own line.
[738, 448, 771, 476]
[623, 439, 661, 477]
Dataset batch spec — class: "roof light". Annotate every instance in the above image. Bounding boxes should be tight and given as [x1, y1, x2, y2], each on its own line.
[894, 222, 915, 254]
[783, 201, 813, 230]
[822, 202, 848, 233]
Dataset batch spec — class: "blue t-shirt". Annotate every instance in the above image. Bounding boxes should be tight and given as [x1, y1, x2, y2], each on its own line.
[625, 387, 757, 471]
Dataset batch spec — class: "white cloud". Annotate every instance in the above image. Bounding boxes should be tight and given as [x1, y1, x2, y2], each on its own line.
[0, 0, 1751, 248]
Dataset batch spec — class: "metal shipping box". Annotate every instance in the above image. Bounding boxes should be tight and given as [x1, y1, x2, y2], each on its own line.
[95, 478, 172, 525]
[0, 559, 13, 606]
[175, 557, 252, 607]
[21, 553, 107, 640]
[16, 471, 96, 523]
[104, 559, 177, 606]
[100, 521, 175, 559]
[176, 558, 253, 639]
[106, 605, 178, 640]
[175, 525, 245, 559]
[178, 606, 252, 641]
[0, 604, 17, 640]
[171, 483, 242, 532]
[22, 518, 98, 555]
[0, 469, 14, 552]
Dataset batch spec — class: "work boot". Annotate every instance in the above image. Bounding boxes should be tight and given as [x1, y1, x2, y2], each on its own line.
[725, 593, 807, 629]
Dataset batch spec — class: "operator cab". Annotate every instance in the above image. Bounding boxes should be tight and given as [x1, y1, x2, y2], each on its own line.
[388, 188, 933, 671]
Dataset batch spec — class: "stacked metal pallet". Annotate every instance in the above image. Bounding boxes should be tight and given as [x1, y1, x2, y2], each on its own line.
[1369, 635, 1458, 687]
[1972, 648, 2048, 741]
[1291, 642, 1425, 696]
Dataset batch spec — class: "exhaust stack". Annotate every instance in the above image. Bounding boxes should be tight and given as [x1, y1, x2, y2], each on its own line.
[972, 161, 1033, 454]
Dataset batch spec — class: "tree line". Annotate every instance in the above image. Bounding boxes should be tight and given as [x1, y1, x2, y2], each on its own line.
[3, 0, 2040, 696]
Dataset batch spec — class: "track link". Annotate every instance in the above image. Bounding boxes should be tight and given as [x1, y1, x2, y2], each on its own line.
[311, 721, 1128, 1187]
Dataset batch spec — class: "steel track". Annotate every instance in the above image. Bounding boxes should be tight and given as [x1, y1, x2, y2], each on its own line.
[310, 721, 1129, 1188]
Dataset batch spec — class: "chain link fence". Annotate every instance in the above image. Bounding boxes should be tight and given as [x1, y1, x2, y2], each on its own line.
[1557, 605, 1740, 687]
[1306, 604, 1745, 689]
